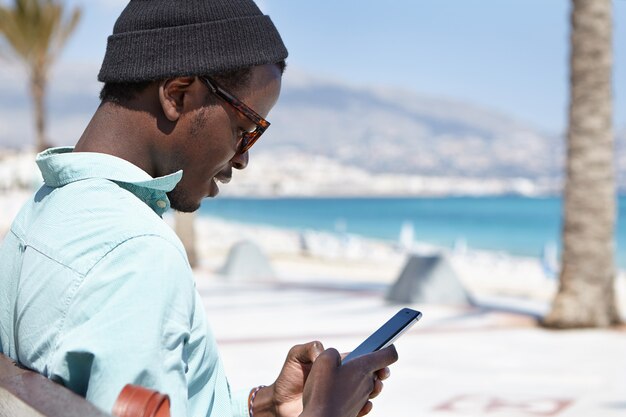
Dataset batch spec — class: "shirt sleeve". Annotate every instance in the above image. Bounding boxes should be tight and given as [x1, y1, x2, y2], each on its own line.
[231, 388, 251, 417]
[48, 234, 195, 417]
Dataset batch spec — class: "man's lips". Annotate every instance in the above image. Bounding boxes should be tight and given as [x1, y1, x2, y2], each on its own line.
[214, 175, 231, 184]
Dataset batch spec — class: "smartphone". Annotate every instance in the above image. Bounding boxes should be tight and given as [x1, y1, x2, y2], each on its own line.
[342, 308, 422, 364]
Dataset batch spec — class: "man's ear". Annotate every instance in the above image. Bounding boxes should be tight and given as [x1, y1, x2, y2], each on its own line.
[159, 77, 195, 122]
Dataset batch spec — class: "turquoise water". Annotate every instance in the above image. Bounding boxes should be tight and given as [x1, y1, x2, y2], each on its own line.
[199, 196, 626, 268]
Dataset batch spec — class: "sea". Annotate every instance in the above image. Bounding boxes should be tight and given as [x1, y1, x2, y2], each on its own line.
[199, 196, 626, 269]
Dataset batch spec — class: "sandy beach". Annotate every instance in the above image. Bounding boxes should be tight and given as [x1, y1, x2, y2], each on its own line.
[2, 189, 626, 416]
[2, 185, 626, 329]
[182, 213, 626, 417]
[180, 213, 626, 417]
[183, 212, 626, 311]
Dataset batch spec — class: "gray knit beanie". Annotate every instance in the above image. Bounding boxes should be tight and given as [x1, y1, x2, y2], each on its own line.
[98, 0, 288, 83]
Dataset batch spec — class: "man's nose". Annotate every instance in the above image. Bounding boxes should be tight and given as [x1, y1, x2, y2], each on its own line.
[231, 151, 249, 170]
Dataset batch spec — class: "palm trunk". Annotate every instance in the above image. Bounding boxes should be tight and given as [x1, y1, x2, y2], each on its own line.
[543, 0, 620, 328]
[30, 67, 49, 153]
[175, 211, 198, 269]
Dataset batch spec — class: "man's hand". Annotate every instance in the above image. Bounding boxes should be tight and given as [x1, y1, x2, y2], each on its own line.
[250, 341, 324, 417]
[252, 342, 395, 417]
[271, 341, 325, 417]
[300, 345, 399, 417]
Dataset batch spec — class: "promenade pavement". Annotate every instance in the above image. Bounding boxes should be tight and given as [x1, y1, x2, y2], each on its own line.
[194, 269, 626, 417]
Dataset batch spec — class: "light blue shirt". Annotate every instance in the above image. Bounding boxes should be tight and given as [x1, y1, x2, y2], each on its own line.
[0, 147, 249, 417]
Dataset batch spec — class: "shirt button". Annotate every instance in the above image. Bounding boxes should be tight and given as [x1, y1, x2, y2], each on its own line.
[156, 200, 167, 209]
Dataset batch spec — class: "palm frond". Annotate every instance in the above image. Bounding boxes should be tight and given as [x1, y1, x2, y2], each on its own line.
[0, 0, 82, 70]
[0, 0, 83, 151]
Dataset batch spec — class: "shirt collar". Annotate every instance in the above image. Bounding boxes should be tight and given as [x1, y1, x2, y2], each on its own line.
[36, 147, 183, 216]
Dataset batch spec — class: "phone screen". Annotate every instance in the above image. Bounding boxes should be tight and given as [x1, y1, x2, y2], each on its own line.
[342, 308, 422, 364]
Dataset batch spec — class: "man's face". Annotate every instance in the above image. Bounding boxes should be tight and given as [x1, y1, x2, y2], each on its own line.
[166, 64, 282, 212]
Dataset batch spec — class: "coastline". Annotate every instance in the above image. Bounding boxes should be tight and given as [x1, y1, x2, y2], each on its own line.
[2, 189, 625, 315]
[188, 214, 626, 313]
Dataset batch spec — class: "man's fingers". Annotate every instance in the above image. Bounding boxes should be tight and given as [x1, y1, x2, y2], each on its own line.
[290, 341, 325, 364]
[376, 367, 391, 381]
[351, 345, 399, 373]
[315, 347, 342, 368]
[304, 341, 325, 361]
[369, 377, 383, 399]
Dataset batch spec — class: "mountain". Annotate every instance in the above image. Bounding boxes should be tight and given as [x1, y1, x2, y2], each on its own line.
[259, 71, 565, 181]
[1, 65, 624, 193]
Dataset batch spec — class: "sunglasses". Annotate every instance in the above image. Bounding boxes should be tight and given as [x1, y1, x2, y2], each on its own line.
[200, 76, 270, 154]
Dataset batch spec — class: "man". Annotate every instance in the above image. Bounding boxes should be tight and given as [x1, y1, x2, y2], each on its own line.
[0, 1, 398, 417]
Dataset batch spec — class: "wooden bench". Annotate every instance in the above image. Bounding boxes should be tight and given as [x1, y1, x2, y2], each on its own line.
[0, 353, 170, 417]
[0, 352, 111, 416]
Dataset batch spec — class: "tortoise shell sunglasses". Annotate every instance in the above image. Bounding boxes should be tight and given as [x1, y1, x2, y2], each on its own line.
[199, 76, 270, 154]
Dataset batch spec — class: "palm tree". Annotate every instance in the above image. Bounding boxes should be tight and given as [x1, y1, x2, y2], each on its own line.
[0, 0, 81, 152]
[175, 211, 198, 269]
[543, 0, 621, 328]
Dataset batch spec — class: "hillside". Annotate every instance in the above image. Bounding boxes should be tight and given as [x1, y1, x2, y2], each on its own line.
[261, 71, 565, 181]
[1, 65, 624, 194]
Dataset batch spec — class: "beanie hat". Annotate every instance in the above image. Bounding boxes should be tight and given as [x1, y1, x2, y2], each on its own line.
[98, 0, 288, 83]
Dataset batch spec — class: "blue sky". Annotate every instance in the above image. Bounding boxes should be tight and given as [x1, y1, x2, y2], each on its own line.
[7, 0, 626, 134]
